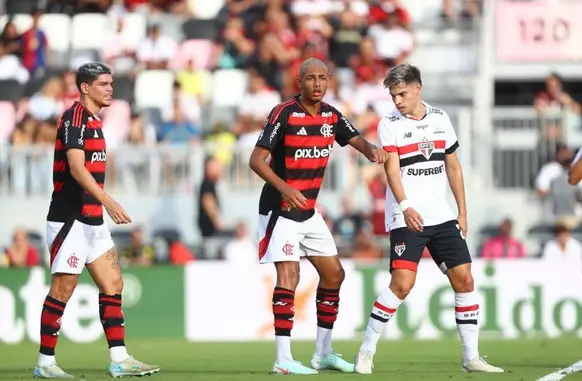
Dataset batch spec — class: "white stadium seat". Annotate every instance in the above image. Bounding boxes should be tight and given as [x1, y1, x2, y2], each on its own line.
[189, 0, 224, 19]
[71, 13, 109, 50]
[0, 14, 32, 33]
[134, 70, 175, 111]
[0, 101, 16, 145]
[112, 13, 147, 51]
[211, 69, 248, 108]
[39, 14, 71, 53]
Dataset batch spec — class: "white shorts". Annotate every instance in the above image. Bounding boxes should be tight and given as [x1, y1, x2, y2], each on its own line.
[257, 211, 337, 264]
[46, 220, 115, 274]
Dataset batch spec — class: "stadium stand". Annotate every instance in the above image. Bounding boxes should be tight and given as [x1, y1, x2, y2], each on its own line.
[0, 0, 581, 267]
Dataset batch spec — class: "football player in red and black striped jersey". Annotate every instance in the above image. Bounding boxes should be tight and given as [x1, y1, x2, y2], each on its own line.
[249, 58, 388, 375]
[34, 63, 159, 379]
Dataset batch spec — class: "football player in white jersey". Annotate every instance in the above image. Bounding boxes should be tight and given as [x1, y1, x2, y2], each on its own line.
[354, 64, 504, 374]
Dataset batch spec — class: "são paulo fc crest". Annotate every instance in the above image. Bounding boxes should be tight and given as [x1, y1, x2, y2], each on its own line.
[394, 242, 406, 256]
[418, 140, 435, 159]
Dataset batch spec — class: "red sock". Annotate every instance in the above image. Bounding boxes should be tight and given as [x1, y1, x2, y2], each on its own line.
[99, 293, 125, 348]
[316, 288, 340, 329]
[39, 296, 66, 356]
[273, 287, 295, 336]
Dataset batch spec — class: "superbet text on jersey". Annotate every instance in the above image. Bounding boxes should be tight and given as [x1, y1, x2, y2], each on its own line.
[379, 103, 459, 231]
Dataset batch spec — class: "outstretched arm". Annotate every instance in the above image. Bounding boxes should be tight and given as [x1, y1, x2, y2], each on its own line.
[348, 135, 389, 164]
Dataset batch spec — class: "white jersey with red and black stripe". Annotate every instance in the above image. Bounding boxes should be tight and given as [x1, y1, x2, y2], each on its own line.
[378, 102, 459, 231]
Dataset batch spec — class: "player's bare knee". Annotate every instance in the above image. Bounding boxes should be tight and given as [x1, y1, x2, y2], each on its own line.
[451, 273, 474, 293]
[389, 280, 414, 300]
[448, 265, 474, 293]
[275, 262, 300, 290]
[49, 274, 79, 302]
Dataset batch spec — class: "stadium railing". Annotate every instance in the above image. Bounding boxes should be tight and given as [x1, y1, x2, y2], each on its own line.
[2, 106, 575, 196]
[0, 142, 357, 196]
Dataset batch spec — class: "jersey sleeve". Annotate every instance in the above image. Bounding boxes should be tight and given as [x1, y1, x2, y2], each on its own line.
[255, 105, 286, 152]
[334, 110, 360, 146]
[377, 117, 398, 152]
[60, 109, 88, 151]
[443, 114, 459, 154]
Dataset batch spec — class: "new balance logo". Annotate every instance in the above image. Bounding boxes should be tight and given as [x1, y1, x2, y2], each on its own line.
[297, 127, 307, 135]
[404, 132, 412, 138]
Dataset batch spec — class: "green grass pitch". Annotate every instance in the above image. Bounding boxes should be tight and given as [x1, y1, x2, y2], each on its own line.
[0, 338, 580, 380]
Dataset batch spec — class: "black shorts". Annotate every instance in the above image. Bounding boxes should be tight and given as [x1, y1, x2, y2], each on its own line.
[389, 220, 471, 273]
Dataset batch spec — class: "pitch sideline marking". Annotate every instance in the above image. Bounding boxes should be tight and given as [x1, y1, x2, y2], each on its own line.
[536, 361, 582, 381]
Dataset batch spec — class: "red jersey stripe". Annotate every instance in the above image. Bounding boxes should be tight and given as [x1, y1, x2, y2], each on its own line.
[72, 103, 84, 127]
[269, 99, 294, 124]
[81, 204, 103, 216]
[285, 135, 335, 147]
[383, 145, 398, 152]
[285, 157, 329, 169]
[84, 138, 106, 151]
[55, 140, 64, 150]
[87, 120, 102, 128]
[85, 160, 106, 173]
[287, 177, 323, 191]
[53, 161, 66, 172]
[53, 182, 63, 192]
[399, 140, 446, 155]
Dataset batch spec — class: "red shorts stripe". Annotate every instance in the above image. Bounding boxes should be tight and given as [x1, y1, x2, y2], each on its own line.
[373, 301, 397, 314]
[392, 259, 418, 272]
[455, 304, 479, 312]
[258, 214, 278, 261]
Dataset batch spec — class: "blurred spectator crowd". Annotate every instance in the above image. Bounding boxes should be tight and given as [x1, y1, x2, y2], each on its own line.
[20, 0, 582, 271]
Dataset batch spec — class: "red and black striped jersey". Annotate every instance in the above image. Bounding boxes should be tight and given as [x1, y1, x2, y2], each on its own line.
[47, 101, 107, 226]
[256, 96, 360, 222]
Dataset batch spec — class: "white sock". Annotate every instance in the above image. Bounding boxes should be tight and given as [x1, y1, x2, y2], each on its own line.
[110, 346, 130, 363]
[37, 354, 56, 367]
[275, 336, 293, 364]
[315, 327, 332, 357]
[454, 291, 480, 362]
[360, 288, 403, 354]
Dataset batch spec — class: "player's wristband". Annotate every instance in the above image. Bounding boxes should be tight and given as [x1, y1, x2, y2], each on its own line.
[399, 199, 412, 212]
